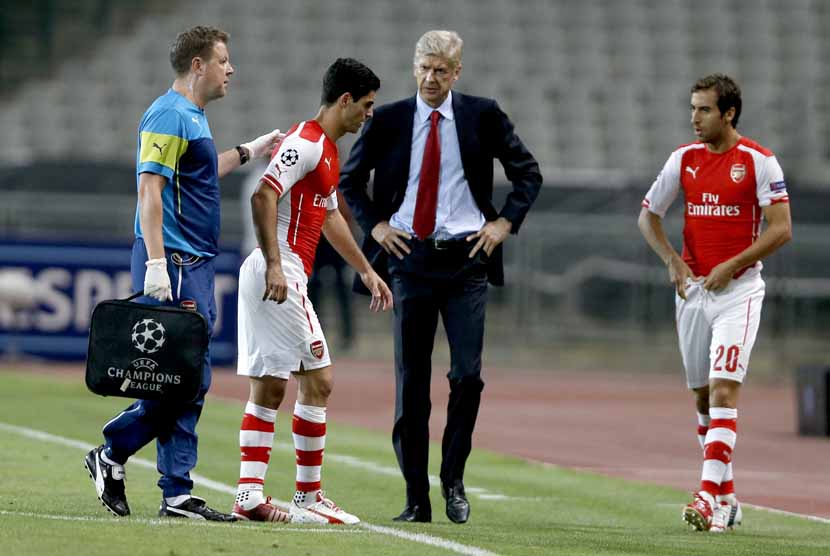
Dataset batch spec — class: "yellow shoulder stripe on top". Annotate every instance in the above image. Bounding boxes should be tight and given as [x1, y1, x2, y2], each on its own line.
[139, 131, 188, 170]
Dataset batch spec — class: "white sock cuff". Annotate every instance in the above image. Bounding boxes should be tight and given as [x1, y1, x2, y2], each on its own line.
[100, 450, 121, 467]
[237, 483, 264, 492]
[294, 402, 326, 424]
[709, 407, 737, 420]
[165, 494, 190, 506]
[697, 412, 711, 426]
[245, 401, 277, 423]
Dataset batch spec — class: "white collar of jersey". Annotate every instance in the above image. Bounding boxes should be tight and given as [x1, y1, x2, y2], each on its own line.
[416, 90, 454, 123]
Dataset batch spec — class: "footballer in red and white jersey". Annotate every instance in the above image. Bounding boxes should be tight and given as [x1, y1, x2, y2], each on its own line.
[259, 120, 340, 282]
[642, 137, 789, 278]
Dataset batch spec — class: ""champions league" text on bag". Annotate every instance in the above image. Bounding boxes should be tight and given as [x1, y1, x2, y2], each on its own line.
[85, 295, 208, 402]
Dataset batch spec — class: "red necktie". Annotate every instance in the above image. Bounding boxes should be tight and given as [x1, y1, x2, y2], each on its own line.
[412, 110, 442, 239]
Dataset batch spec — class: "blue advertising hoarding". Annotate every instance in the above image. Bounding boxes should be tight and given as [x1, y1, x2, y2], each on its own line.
[0, 240, 240, 365]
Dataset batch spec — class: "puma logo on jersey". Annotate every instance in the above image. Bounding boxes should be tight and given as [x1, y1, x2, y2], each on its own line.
[685, 166, 700, 179]
[191, 116, 201, 127]
[152, 142, 166, 156]
[323, 157, 332, 171]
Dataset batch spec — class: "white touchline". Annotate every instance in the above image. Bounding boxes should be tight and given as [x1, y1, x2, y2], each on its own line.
[265, 439, 532, 501]
[736, 503, 830, 525]
[0, 422, 499, 556]
[654, 501, 830, 525]
[0, 510, 365, 533]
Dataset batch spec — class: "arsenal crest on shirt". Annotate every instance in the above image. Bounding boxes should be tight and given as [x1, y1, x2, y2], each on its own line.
[310, 340, 325, 359]
[730, 164, 746, 183]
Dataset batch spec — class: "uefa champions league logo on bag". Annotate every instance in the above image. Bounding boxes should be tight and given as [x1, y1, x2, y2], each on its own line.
[107, 317, 181, 394]
[131, 318, 166, 354]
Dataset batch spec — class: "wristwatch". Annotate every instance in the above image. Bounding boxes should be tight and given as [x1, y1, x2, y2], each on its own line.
[235, 145, 249, 165]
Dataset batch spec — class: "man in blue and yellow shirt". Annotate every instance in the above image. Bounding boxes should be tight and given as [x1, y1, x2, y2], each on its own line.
[84, 25, 283, 521]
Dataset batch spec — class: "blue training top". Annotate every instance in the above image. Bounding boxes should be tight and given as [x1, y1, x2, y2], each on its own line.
[134, 89, 219, 258]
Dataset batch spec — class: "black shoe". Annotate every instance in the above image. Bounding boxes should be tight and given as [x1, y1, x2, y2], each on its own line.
[393, 504, 432, 523]
[159, 496, 237, 521]
[442, 480, 470, 524]
[84, 445, 130, 517]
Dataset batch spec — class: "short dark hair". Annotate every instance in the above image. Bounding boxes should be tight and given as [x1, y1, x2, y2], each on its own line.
[321, 58, 380, 106]
[170, 25, 229, 76]
[691, 73, 742, 128]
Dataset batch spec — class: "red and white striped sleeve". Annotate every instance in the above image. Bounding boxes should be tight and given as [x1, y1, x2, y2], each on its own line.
[259, 136, 319, 199]
[642, 149, 682, 218]
[755, 155, 789, 207]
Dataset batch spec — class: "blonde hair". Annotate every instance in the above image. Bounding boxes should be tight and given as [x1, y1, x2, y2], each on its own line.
[413, 30, 463, 68]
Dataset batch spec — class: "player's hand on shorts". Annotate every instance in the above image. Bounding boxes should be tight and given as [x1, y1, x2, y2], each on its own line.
[371, 221, 411, 260]
[667, 255, 696, 300]
[263, 264, 288, 303]
[359, 271, 393, 312]
[703, 260, 737, 291]
[242, 129, 286, 159]
[467, 217, 512, 258]
[144, 258, 172, 301]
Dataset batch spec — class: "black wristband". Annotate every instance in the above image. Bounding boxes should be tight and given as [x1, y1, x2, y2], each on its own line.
[235, 145, 250, 165]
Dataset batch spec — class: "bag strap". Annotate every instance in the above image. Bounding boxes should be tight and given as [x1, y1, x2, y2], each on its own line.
[122, 291, 144, 302]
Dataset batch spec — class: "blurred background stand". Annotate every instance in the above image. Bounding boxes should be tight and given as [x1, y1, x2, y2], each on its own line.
[795, 365, 830, 437]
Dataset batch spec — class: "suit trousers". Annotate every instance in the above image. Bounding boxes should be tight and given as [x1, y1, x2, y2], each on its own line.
[388, 240, 487, 505]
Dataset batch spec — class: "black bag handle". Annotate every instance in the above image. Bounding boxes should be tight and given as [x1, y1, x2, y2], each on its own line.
[122, 291, 144, 302]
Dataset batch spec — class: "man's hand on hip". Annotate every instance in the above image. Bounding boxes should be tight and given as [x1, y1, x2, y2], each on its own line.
[144, 258, 172, 301]
[371, 221, 411, 260]
[466, 217, 512, 258]
[667, 254, 697, 300]
[703, 260, 738, 292]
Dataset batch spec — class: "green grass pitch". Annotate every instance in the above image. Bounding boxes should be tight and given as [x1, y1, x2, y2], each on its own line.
[0, 371, 828, 555]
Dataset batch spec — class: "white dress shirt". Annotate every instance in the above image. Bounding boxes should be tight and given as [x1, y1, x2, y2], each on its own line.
[389, 91, 486, 239]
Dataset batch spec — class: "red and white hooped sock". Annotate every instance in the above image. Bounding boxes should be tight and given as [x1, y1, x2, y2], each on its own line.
[700, 407, 737, 500]
[718, 463, 736, 504]
[696, 411, 710, 451]
[292, 402, 326, 507]
[237, 401, 277, 509]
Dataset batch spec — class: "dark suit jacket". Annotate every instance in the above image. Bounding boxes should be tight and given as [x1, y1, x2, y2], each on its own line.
[339, 91, 542, 294]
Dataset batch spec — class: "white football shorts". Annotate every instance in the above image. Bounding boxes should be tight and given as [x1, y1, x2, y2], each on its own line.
[237, 249, 331, 379]
[675, 270, 765, 389]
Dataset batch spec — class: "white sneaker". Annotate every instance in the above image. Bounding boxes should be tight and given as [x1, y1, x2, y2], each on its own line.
[710, 503, 729, 533]
[710, 500, 742, 532]
[289, 491, 360, 525]
[728, 500, 743, 528]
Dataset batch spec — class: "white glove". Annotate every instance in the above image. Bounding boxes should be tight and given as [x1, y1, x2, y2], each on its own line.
[241, 128, 285, 159]
[144, 258, 172, 301]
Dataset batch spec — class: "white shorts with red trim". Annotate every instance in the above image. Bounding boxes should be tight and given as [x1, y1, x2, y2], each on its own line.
[675, 270, 765, 389]
[237, 249, 331, 379]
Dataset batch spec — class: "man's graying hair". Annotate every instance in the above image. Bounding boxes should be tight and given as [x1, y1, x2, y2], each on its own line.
[413, 30, 463, 68]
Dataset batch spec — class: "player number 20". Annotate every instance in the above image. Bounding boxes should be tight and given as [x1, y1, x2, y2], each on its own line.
[713, 344, 740, 373]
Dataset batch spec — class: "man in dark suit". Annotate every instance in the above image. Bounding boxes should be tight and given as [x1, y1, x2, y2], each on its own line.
[339, 30, 542, 524]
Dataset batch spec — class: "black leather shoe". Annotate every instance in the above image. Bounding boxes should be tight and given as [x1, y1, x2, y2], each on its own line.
[84, 446, 130, 517]
[442, 480, 470, 524]
[393, 504, 432, 522]
[159, 496, 237, 522]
